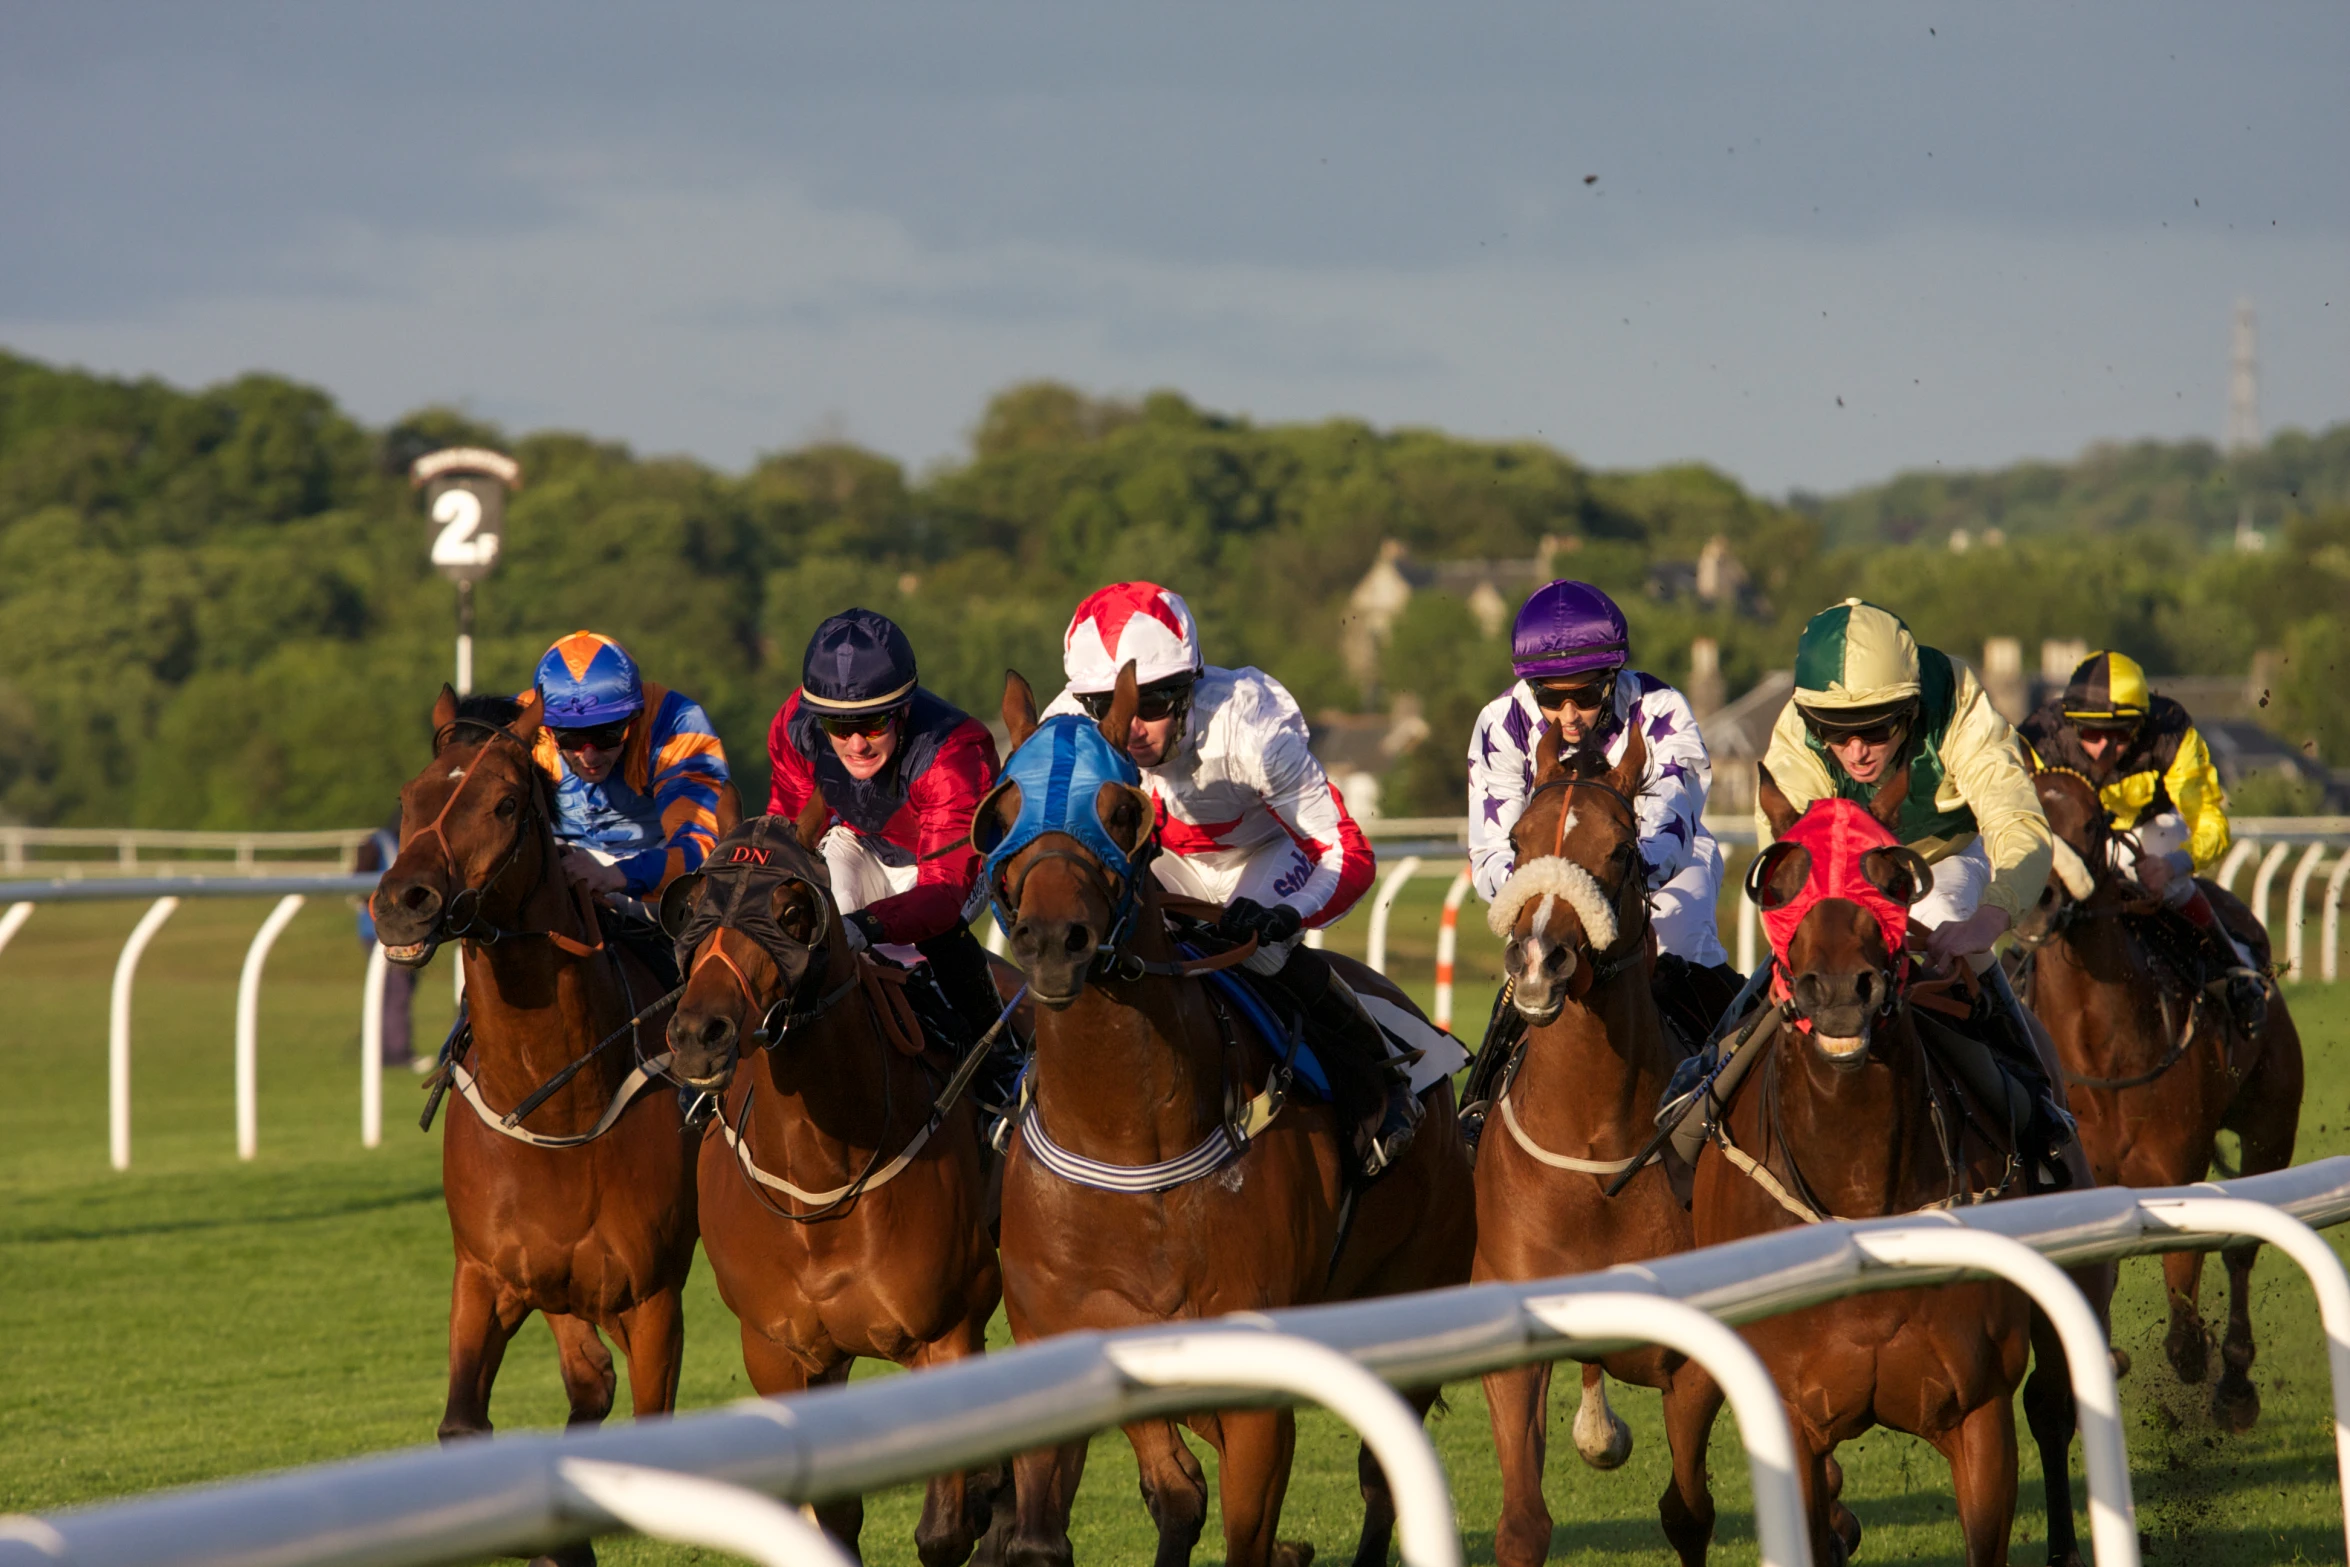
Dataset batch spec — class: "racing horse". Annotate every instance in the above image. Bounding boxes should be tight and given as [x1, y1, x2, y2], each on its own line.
[663, 803, 1007, 1566]
[980, 664, 1478, 1567]
[1472, 719, 1724, 1567]
[1692, 778, 2092, 1567]
[372, 688, 697, 1567]
[2016, 762, 2302, 1428]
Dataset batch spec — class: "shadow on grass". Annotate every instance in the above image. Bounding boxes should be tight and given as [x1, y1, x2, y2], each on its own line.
[0, 1183, 444, 1244]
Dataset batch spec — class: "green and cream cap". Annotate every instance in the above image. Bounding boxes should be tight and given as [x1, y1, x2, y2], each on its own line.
[1794, 598, 1922, 713]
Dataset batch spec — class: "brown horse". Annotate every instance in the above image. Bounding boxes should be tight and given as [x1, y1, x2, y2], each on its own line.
[981, 666, 1477, 1567]
[373, 688, 698, 1567]
[1472, 720, 1724, 1567]
[663, 801, 1006, 1565]
[2017, 764, 2303, 1428]
[1692, 779, 2089, 1567]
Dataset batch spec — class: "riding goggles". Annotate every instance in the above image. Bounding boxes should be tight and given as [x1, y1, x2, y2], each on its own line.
[550, 719, 633, 753]
[818, 708, 902, 739]
[1530, 674, 1614, 714]
[1076, 677, 1194, 724]
[1798, 700, 1914, 748]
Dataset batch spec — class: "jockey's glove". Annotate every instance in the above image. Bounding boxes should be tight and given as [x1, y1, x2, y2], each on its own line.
[842, 910, 884, 952]
[1218, 898, 1304, 949]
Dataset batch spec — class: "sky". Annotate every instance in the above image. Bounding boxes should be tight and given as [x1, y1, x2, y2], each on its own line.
[2, 3, 2343, 495]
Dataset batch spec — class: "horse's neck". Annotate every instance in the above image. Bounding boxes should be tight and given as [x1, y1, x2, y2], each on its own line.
[2044, 911, 2170, 1064]
[463, 855, 628, 1103]
[1030, 895, 1228, 1161]
[751, 943, 911, 1159]
[1766, 1029, 1948, 1218]
[1518, 980, 1671, 1148]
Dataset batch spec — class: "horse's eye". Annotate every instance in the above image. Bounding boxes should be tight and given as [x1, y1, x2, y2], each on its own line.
[495, 796, 519, 819]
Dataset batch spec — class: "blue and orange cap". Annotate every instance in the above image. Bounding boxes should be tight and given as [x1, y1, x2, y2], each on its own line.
[535, 631, 647, 728]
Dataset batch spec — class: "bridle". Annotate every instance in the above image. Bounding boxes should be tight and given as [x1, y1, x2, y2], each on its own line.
[1517, 771, 1651, 989]
[376, 721, 604, 959]
[682, 876, 860, 1048]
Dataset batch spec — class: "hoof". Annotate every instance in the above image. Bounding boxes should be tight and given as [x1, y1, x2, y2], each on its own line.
[1273, 1542, 1316, 1567]
[1829, 1499, 1862, 1558]
[1574, 1407, 1635, 1471]
[2214, 1374, 2262, 1433]
[529, 1545, 596, 1567]
[2165, 1323, 2209, 1385]
[2109, 1347, 2132, 1380]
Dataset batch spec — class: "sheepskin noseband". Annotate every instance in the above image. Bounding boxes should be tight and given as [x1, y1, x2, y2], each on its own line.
[2049, 834, 2096, 901]
[1488, 855, 1619, 950]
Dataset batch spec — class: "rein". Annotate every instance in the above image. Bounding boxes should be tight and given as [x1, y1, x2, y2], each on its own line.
[437, 983, 686, 1149]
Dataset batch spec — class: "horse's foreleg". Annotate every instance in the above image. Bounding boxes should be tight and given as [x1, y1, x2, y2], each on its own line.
[742, 1335, 863, 1558]
[440, 1260, 527, 1442]
[1006, 1439, 1089, 1567]
[547, 1314, 618, 1429]
[1212, 1407, 1309, 1567]
[1656, 1363, 1724, 1567]
[912, 1318, 995, 1567]
[1935, 1395, 2020, 1567]
[2211, 1030, 2300, 1434]
[2023, 1308, 2085, 1567]
[2214, 1239, 2265, 1432]
[1481, 1361, 1552, 1567]
[1123, 1418, 1209, 1567]
[2160, 1248, 2211, 1385]
[612, 1288, 685, 1418]
[1349, 1386, 1439, 1567]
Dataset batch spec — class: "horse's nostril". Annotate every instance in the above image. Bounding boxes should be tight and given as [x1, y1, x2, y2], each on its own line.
[1542, 945, 1567, 972]
[400, 884, 434, 911]
[697, 1016, 734, 1049]
[1063, 925, 1092, 956]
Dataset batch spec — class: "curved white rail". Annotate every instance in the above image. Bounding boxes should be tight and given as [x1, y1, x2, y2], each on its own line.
[1848, 1223, 2135, 1566]
[2326, 851, 2350, 984]
[1365, 856, 1422, 976]
[1737, 883, 1759, 973]
[1433, 868, 1473, 1031]
[0, 901, 33, 959]
[2216, 838, 2260, 896]
[557, 1460, 856, 1567]
[2287, 845, 2328, 980]
[361, 942, 389, 1149]
[2250, 841, 2292, 935]
[235, 895, 307, 1161]
[109, 896, 181, 1172]
[2135, 1195, 2350, 1563]
[1105, 1329, 1459, 1567]
[1523, 1292, 1810, 1567]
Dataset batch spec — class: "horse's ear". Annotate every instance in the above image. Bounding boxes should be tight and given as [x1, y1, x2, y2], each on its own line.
[1603, 716, 1647, 799]
[432, 684, 459, 743]
[1756, 762, 1801, 839]
[1002, 670, 1039, 750]
[1745, 841, 1811, 911]
[1859, 846, 1935, 907]
[771, 880, 821, 944]
[657, 872, 704, 940]
[510, 692, 544, 746]
[795, 788, 830, 853]
[1867, 755, 1911, 831]
[1097, 660, 1140, 748]
[1533, 720, 1565, 784]
[1096, 781, 1154, 854]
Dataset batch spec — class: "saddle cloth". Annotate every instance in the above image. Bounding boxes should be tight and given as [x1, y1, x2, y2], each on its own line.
[1194, 952, 1467, 1103]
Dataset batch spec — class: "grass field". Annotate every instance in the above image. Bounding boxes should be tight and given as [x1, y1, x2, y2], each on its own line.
[4, 879, 2349, 1565]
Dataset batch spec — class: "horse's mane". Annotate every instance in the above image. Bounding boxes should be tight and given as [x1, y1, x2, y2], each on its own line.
[437, 694, 526, 753]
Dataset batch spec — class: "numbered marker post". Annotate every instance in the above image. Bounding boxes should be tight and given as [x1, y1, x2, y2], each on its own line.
[409, 448, 522, 696]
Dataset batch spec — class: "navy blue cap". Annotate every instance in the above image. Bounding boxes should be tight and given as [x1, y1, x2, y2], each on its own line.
[801, 609, 919, 712]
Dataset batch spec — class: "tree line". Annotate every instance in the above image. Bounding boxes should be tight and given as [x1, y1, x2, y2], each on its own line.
[1, 349, 2344, 828]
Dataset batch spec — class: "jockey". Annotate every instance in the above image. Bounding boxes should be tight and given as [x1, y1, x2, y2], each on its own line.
[766, 609, 1010, 1054]
[1760, 597, 2079, 1186]
[530, 630, 729, 903]
[1037, 581, 1415, 1173]
[2019, 650, 2268, 1035]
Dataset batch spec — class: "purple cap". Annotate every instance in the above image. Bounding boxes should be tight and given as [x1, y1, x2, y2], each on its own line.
[1511, 580, 1630, 680]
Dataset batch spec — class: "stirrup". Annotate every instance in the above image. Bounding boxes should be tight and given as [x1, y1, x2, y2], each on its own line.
[1358, 1084, 1423, 1177]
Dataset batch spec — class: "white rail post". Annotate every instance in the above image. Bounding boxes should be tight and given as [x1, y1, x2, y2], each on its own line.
[362, 942, 389, 1149]
[1365, 856, 1422, 977]
[1524, 1292, 1812, 1567]
[1103, 1330, 1460, 1567]
[109, 896, 181, 1172]
[1434, 868, 1473, 1032]
[2249, 841, 2292, 936]
[232, 895, 306, 1162]
[558, 1459, 858, 1567]
[2286, 845, 2327, 981]
[1849, 1224, 2136, 1567]
[1737, 891, 1758, 973]
[2324, 847, 2350, 984]
[985, 920, 1007, 957]
[2216, 838, 2259, 896]
[0, 902, 32, 959]
[2134, 1195, 2350, 1561]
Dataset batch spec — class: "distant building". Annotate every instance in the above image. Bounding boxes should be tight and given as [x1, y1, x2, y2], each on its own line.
[1342, 537, 1570, 696]
[1309, 696, 1432, 822]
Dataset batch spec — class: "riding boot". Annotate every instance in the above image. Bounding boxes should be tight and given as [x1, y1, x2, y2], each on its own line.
[1973, 961, 2080, 1193]
[915, 927, 1027, 1134]
[2176, 886, 2270, 1038]
[1458, 984, 1529, 1156]
[1255, 940, 1420, 1177]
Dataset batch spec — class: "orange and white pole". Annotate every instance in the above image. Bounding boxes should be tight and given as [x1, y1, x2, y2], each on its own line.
[1434, 868, 1473, 1033]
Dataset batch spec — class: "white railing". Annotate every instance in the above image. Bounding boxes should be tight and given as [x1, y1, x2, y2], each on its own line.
[7, 1160, 2349, 1567]
[0, 873, 382, 1169]
[0, 824, 371, 874]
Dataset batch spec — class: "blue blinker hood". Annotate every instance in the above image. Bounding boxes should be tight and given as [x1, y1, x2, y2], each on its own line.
[975, 714, 1147, 937]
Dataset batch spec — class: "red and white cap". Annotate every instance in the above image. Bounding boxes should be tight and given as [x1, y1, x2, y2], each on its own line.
[1062, 581, 1204, 694]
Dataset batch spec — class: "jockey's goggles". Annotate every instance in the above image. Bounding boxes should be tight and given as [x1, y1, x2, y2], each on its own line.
[1799, 700, 1913, 748]
[1076, 676, 1194, 724]
[1531, 673, 1614, 714]
[817, 708, 902, 739]
[550, 719, 632, 753]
